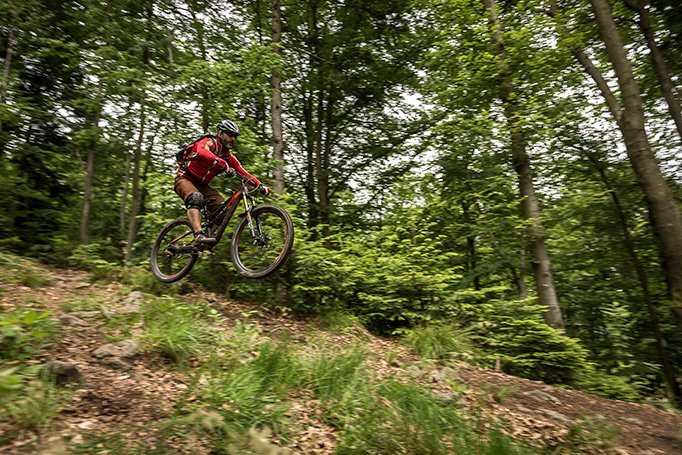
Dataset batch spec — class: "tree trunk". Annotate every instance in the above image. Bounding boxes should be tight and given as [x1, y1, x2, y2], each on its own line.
[318, 81, 335, 241]
[590, 0, 682, 333]
[0, 27, 15, 144]
[314, 91, 329, 238]
[583, 148, 682, 407]
[304, 1, 321, 237]
[484, 0, 564, 329]
[120, 152, 131, 240]
[124, 96, 146, 264]
[303, 90, 319, 238]
[625, 0, 682, 141]
[271, 0, 285, 194]
[548, 2, 623, 125]
[189, 7, 210, 133]
[80, 102, 102, 245]
[138, 133, 156, 222]
[461, 201, 481, 290]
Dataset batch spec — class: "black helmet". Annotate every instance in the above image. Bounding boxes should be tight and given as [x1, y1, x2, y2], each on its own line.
[217, 119, 240, 136]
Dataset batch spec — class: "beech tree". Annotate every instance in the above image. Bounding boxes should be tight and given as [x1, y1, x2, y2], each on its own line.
[587, 0, 682, 333]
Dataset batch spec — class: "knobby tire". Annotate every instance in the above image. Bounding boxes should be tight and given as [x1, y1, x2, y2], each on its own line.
[150, 219, 199, 283]
[230, 205, 294, 279]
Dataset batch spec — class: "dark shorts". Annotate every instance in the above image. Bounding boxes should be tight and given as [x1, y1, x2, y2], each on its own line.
[174, 175, 225, 213]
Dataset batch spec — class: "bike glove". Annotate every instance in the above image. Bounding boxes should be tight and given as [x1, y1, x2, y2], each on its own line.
[259, 185, 271, 196]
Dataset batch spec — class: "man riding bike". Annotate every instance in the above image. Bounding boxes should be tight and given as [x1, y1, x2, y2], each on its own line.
[174, 119, 271, 247]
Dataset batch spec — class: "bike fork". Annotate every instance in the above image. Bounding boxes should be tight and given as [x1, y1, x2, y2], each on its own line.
[242, 195, 262, 239]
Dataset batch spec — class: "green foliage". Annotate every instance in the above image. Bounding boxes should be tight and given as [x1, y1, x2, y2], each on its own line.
[290, 186, 464, 333]
[575, 369, 643, 402]
[458, 292, 592, 384]
[199, 362, 291, 435]
[0, 367, 23, 397]
[316, 310, 368, 338]
[0, 0, 678, 413]
[178, 337, 302, 446]
[300, 343, 368, 404]
[0, 310, 57, 361]
[335, 380, 463, 454]
[67, 244, 122, 282]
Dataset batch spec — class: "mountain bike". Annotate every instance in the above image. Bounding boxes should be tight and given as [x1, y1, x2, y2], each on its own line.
[150, 176, 294, 283]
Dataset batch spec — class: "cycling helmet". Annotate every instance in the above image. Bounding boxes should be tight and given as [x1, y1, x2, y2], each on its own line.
[217, 119, 240, 137]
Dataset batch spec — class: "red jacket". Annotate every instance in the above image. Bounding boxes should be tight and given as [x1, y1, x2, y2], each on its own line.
[176, 136, 261, 186]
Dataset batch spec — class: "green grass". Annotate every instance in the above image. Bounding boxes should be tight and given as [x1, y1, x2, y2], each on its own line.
[0, 252, 52, 288]
[299, 342, 369, 404]
[160, 337, 302, 452]
[60, 294, 110, 313]
[567, 416, 619, 452]
[142, 298, 216, 364]
[403, 323, 478, 362]
[1, 381, 68, 435]
[316, 310, 369, 338]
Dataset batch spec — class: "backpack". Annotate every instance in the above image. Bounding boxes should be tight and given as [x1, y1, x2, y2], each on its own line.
[175, 134, 217, 169]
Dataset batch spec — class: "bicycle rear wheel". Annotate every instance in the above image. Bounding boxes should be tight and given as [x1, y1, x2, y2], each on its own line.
[230, 205, 294, 279]
[150, 219, 199, 283]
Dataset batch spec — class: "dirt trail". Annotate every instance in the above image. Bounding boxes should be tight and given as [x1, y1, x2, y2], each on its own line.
[1, 265, 681, 454]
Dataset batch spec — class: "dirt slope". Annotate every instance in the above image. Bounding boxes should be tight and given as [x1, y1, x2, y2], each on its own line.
[1, 265, 681, 454]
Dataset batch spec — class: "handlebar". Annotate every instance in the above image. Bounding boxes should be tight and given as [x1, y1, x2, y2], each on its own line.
[221, 168, 268, 196]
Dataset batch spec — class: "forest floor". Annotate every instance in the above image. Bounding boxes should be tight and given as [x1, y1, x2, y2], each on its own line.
[1, 260, 681, 454]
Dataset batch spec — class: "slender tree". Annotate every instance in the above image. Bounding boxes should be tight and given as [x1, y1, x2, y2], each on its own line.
[271, 0, 284, 194]
[124, 96, 146, 264]
[80, 102, 102, 244]
[0, 26, 14, 141]
[624, 0, 682, 141]
[589, 0, 682, 333]
[483, 0, 564, 329]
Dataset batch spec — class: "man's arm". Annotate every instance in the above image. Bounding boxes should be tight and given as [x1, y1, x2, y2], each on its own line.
[188, 138, 227, 170]
[227, 154, 261, 186]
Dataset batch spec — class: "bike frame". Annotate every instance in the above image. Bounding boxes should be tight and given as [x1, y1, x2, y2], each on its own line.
[165, 179, 262, 256]
[204, 178, 259, 246]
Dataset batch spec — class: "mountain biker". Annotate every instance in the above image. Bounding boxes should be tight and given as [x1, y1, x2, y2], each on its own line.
[174, 119, 271, 247]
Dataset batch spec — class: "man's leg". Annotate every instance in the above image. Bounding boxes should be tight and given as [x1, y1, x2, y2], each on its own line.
[174, 177, 216, 245]
[187, 207, 202, 233]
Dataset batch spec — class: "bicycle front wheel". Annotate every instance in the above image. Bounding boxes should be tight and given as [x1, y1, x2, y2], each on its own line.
[230, 205, 294, 279]
[150, 219, 199, 283]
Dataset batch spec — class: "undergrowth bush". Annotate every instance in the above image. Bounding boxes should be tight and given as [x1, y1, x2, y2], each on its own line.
[575, 368, 643, 401]
[67, 244, 122, 282]
[462, 295, 591, 384]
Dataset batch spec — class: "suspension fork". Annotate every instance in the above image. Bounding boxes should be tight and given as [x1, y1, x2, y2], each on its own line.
[241, 191, 263, 239]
